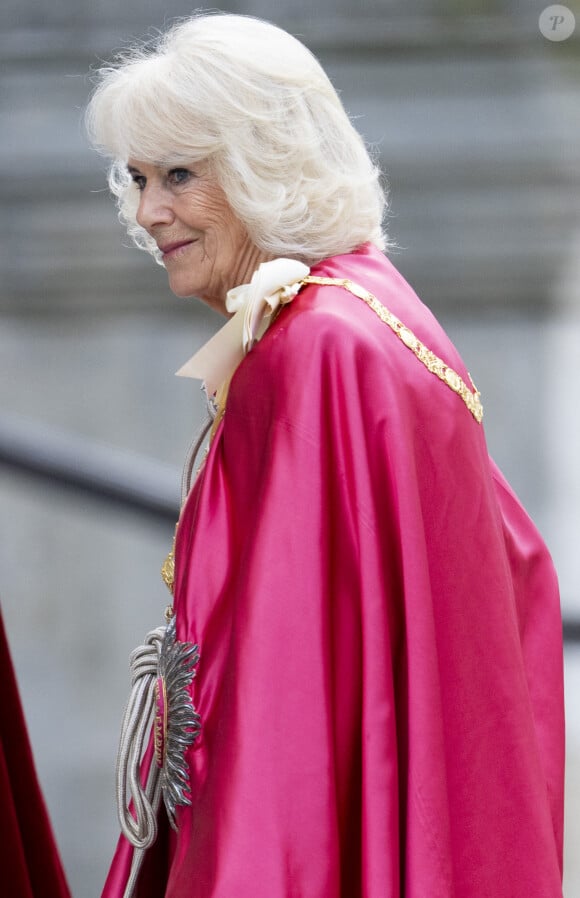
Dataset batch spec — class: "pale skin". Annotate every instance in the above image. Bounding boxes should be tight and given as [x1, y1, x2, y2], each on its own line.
[128, 160, 273, 315]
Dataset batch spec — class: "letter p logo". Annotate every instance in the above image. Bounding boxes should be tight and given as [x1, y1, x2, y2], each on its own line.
[539, 5, 576, 41]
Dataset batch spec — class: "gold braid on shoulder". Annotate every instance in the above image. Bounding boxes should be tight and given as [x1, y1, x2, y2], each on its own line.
[302, 276, 483, 424]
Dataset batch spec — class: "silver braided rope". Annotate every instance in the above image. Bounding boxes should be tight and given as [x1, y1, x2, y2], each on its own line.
[180, 411, 213, 506]
[116, 405, 212, 843]
[114, 403, 212, 897]
[116, 626, 165, 850]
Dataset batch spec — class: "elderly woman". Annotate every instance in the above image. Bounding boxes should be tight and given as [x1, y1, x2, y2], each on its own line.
[87, 13, 564, 898]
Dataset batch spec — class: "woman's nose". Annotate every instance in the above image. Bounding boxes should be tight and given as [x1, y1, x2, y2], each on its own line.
[136, 184, 175, 230]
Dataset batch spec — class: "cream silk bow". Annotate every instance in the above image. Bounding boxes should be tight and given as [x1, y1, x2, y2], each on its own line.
[176, 258, 310, 395]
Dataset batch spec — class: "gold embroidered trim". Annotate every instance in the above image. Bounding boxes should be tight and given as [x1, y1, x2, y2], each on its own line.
[302, 276, 483, 424]
[161, 547, 175, 595]
[161, 525, 178, 595]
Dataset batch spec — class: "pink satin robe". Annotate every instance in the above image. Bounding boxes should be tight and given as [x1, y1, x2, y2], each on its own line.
[103, 243, 564, 897]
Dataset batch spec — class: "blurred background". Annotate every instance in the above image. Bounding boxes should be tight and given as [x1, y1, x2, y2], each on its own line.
[0, 0, 579, 894]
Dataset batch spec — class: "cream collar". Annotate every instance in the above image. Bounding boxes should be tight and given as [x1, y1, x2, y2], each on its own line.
[176, 258, 310, 395]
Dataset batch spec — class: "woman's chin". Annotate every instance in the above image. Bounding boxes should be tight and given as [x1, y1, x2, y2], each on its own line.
[167, 274, 202, 299]
[168, 280, 227, 315]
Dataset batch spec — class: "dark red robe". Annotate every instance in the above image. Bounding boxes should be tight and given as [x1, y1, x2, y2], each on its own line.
[0, 611, 71, 898]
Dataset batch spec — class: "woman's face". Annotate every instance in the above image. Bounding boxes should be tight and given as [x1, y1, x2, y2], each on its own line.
[128, 159, 268, 314]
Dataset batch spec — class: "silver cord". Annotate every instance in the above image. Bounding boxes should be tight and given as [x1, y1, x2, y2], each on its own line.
[115, 401, 214, 895]
[116, 626, 165, 852]
[121, 769, 162, 898]
[180, 412, 213, 507]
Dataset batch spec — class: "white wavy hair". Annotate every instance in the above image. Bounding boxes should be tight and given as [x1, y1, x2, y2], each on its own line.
[86, 12, 392, 265]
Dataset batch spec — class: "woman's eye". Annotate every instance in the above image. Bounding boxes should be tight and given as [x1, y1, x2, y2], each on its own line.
[167, 168, 193, 186]
[131, 175, 146, 192]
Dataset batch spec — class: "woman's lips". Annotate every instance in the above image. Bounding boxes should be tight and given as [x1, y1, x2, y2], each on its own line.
[160, 239, 197, 260]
